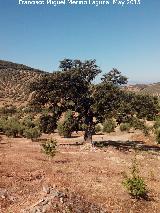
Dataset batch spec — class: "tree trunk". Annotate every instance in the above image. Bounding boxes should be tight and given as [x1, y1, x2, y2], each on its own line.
[84, 127, 93, 144]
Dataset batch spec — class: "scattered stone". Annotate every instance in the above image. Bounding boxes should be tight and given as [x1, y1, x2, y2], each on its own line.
[22, 186, 107, 213]
[0, 188, 7, 199]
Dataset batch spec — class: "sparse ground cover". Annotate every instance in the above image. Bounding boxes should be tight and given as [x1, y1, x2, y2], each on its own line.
[0, 131, 160, 212]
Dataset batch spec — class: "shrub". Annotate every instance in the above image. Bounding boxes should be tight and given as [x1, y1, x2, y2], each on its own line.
[155, 128, 160, 144]
[154, 116, 160, 129]
[79, 123, 88, 131]
[4, 117, 22, 137]
[0, 105, 17, 115]
[130, 117, 145, 130]
[57, 121, 72, 138]
[95, 124, 102, 133]
[23, 127, 41, 141]
[57, 110, 75, 138]
[0, 117, 7, 133]
[122, 156, 148, 199]
[39, 114, 57, 134]
[127, 117, 150, 136]
[142, 125, 150, 136]
[22, 116, 35, 128]
[41, 139, 57, 157]
[153, 116, 160, 143]
[103, 119, 116, 133]
[120, 123, 131, 132]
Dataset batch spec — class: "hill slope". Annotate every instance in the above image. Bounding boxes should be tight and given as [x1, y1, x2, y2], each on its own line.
[125, 83, 160, 97]
[0, 60, 48, 105]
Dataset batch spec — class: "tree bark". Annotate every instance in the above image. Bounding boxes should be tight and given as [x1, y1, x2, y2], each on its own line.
[84, 127, 93, 144]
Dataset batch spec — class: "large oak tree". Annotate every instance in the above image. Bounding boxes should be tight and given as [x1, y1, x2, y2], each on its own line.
[30, 59, 159, 143]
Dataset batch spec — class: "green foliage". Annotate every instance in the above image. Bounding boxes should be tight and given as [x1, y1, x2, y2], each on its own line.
[57, 110, 75, 138]
[154, 116, 160, 129]
[0, 117, 7, 132]
[103, 119, 116, 133]
[130, 117, 145, 130]
[0, 105, 17, 115]
[155, 128, 160, 144]
[153, 116, 160, 143]
[132, 95, 159, 121]
[3, 117, 23, 137]
[120, 123, 131, 132]
[123, 156, 148, 199]
[95, 124, 102, 133]
[23, 127, 41, 141]
[41, 139, 57, 157]
[30, 58, 159, 143]
[101, 68, 128, 86]
[39, 114, 57, 134]
[123, 176, 148, 199]
[22, 116, 35, 128]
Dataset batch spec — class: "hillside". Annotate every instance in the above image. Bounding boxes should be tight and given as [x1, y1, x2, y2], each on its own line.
[0, 60, 159, 107]
[125, 83, 160, 97]
[0, 60, 48, 106]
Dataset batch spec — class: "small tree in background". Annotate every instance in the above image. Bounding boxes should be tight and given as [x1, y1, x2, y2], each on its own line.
[39, 114, 57, 134]
[95, 124, 102, 133]
[155, 128, 160, 144]
[23, 127, 41, 141]
[4, 117, 22, 137]
[120, 123, 131, 132]
[153, 116, 160, 143]
[57, 110, 75, 138]
[103, 119, 116, 133]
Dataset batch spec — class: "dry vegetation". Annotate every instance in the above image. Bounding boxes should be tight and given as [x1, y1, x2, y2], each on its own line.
[125, 83, 160, 97]
[0, 131, 160, 212]
[0, 60, 47, 106]
[0, 60, 160, 212]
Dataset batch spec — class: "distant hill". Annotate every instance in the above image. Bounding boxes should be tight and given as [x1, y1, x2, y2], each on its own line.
[125, 83, 160, 97]
[0, 60, 159, 106]
[0, 60, 48, 106]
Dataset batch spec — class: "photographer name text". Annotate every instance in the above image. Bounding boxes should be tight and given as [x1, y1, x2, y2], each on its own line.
[18, 0, 141, 7]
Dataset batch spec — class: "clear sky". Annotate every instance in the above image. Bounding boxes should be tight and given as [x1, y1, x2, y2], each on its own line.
[0, 0, 160, 83]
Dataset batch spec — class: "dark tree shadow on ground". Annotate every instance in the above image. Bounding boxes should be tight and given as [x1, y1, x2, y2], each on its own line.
[93, 140, 160, 152]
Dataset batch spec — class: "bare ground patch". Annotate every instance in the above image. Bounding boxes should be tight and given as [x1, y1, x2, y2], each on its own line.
[0, 132, 160, 212]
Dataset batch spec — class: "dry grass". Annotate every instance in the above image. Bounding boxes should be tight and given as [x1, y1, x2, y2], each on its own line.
[0, 132, 160, 212]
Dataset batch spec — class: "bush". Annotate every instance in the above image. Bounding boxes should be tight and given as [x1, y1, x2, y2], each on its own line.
[155, 128, 160, 144]
[4, 117, 23, 137]
[57, 110, 75, 138]
[154, 116, 160, 129]
[0, 117, 7, 133]
[122, 156, 148, 199]
[57, 121, 72, 138]
[123, 176, 148, 199]
[95, 124, 102, 133]
[103, 119, 116, 133]
[0, 105, 17, 115]
[120, 123, 131, 132]
[22, 116, 35, 128]
[23, 127, 41, 141]
[41, 138, 57, 157]
[130, 117, 145, 130]
[125, 117, 150, 136]
[39, 114, 57, 134]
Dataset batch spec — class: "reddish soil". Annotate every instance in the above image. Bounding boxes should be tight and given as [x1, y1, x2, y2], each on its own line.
[0, 132, 160, 212]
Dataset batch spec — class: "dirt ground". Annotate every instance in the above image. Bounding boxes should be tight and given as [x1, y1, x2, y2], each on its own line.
[0, 131, 160, 212]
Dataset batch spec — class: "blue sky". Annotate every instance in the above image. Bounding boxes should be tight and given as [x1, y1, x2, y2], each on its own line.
[0, 0, 160, 83]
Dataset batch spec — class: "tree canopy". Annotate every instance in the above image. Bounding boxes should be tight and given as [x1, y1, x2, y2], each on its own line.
[30, 59, 159, 143]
